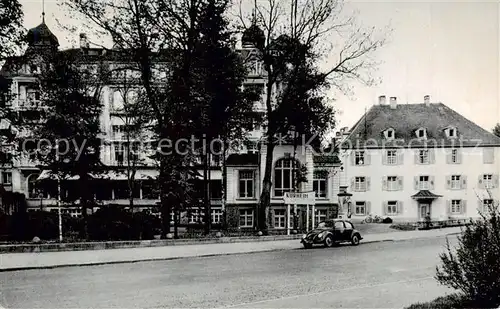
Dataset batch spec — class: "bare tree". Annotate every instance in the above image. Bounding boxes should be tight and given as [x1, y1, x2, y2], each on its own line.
[110, 69, 151, 213]
[238, 0, 388, 232]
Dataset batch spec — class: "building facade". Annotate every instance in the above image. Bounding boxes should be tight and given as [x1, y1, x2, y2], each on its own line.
[340, 95, 500, 222]
[0, 19, 343, 233]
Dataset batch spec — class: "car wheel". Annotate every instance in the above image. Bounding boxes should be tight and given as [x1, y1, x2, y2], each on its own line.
[351, 234, 360, 246]
[303, 243, 312, 249]
[324, 235, 334, 248]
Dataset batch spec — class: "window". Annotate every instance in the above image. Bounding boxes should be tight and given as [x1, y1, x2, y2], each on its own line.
[387, 176, 398, 191]
[210, 180, 223, 200]
[483, 199, 494, 212]
[239, 170, 255, 198]
[419, 150, 429, 164]
[354, 177, 366, 191]
[451, 175, 461, 189]
[211, 209, 222, 224]
[334, 221, 345, 230]
[344, 221, 354, 229]
[385, 129, 394, 139]
[355, 151, 365, 165]
[2, 171, 12, 185]
[315, 209, 327, 223]
[129, 143, 140, 162]
[355, 201, 366, 215]
[246, 142, 258, 154]
[114, 144, 124, 166]
[126, 90, 138, 104]
[189, 209, 204, 224]
[274, 209, 286, 228]
[483, 148, 495, 164]
[274, 158, 298, 197]
[386, 150, 397, 165]
[112, 90, 124, 110]
[245, 83, 264, 97]
[313, 170, 328, 198]
[387, 201, 398, 215]
[249, 61, 263, 76]
[27, 174, 39, 198]
[448, 128, 455, 138]
[112, 125, 124, 139]
[451, 149, 458, 163]
[451, 200, 462, 214]
[416, 128, 426, 138]
[483, 174, 493, 189]
[239, 209, 254, 227]
[419, 176, 430, 190]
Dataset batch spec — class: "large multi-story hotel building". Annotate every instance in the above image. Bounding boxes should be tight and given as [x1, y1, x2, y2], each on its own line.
[0, 18, 343, 233]
[339, 95, 500, 222]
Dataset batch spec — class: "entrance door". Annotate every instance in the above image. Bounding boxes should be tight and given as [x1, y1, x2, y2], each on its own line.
[419, 203, 430, 220]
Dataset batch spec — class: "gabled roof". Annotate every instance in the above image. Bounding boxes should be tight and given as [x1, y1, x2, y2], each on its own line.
[411, 190, 442, 200]
[342, 103, 500, 148]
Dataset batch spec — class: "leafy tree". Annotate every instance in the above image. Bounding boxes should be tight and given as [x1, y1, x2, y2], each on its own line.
[239, 0, 387, 232]
[110, 71, 152, 213]
[0, 0, 25, 168]
[493, 123, 500, 137]
[192, 0, 258, 234]
[435, 192, 500, 308]
[35, 50, 104, 239]
[64, 0, 257, 237]
[0, 0, 25, 61]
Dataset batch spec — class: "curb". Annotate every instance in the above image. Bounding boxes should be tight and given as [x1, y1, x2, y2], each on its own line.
[0, 247, 292, 273]
[0, 235, 304, 254]
[0, 233, 460, 273]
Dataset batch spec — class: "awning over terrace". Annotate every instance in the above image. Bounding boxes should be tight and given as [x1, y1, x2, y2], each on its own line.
[36, 169, 160, 181]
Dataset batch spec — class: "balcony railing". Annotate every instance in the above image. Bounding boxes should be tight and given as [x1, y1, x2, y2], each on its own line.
[17, 99, 45, 109]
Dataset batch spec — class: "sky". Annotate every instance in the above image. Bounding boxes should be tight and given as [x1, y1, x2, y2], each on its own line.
[19, 0, 500, 133]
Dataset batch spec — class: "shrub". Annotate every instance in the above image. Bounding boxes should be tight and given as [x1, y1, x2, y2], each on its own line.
[382, 217, 393, 224]
[404, 294, 470, 309]
[390, 223, 416, 231]
[88, 207, 159, 241]
[435, 197, 500, 308]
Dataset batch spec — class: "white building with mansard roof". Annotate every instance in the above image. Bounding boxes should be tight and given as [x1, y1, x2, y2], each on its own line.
[339, 95, 500, 222]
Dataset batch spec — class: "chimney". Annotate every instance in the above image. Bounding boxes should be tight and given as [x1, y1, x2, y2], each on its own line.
[79, 33, 89, 48]
[390, 96, 397, 109]
[424, 95, 430, 106]
[378, 95, 386, 105]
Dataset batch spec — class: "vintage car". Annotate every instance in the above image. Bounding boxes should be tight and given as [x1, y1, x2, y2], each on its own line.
[300, 219, 363, 249]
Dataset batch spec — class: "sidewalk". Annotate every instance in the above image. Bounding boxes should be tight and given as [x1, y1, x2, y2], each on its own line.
[0, 227, 463, 272]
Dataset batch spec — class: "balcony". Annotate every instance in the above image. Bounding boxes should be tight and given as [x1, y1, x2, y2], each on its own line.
[17, 99, 46, 110]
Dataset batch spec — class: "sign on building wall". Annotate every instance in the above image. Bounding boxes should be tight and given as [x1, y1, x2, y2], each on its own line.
[283, 192, 316, 205]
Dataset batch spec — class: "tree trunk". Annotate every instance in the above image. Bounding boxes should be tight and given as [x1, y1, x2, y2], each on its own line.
[159, 157, 171, 238]
[221, 142, 227, 231]
[174, 208, 179, 239]
[79, 173, 90, 240]
[259, 138, 275, 234]
[203, 151, 211, 235]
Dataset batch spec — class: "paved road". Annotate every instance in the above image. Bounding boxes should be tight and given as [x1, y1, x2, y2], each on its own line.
[0, 236, 457, 308]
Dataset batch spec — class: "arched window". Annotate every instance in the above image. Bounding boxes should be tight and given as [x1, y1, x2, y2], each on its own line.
[274, 158, 300, 197]
[27, 173, 40, 198]
[113, 90, 124, 110]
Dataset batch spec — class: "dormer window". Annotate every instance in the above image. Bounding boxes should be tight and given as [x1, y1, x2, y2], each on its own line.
[384, 128, 395, 139]
[416, 128, 427, 139]
[444, 127, 457, 138]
